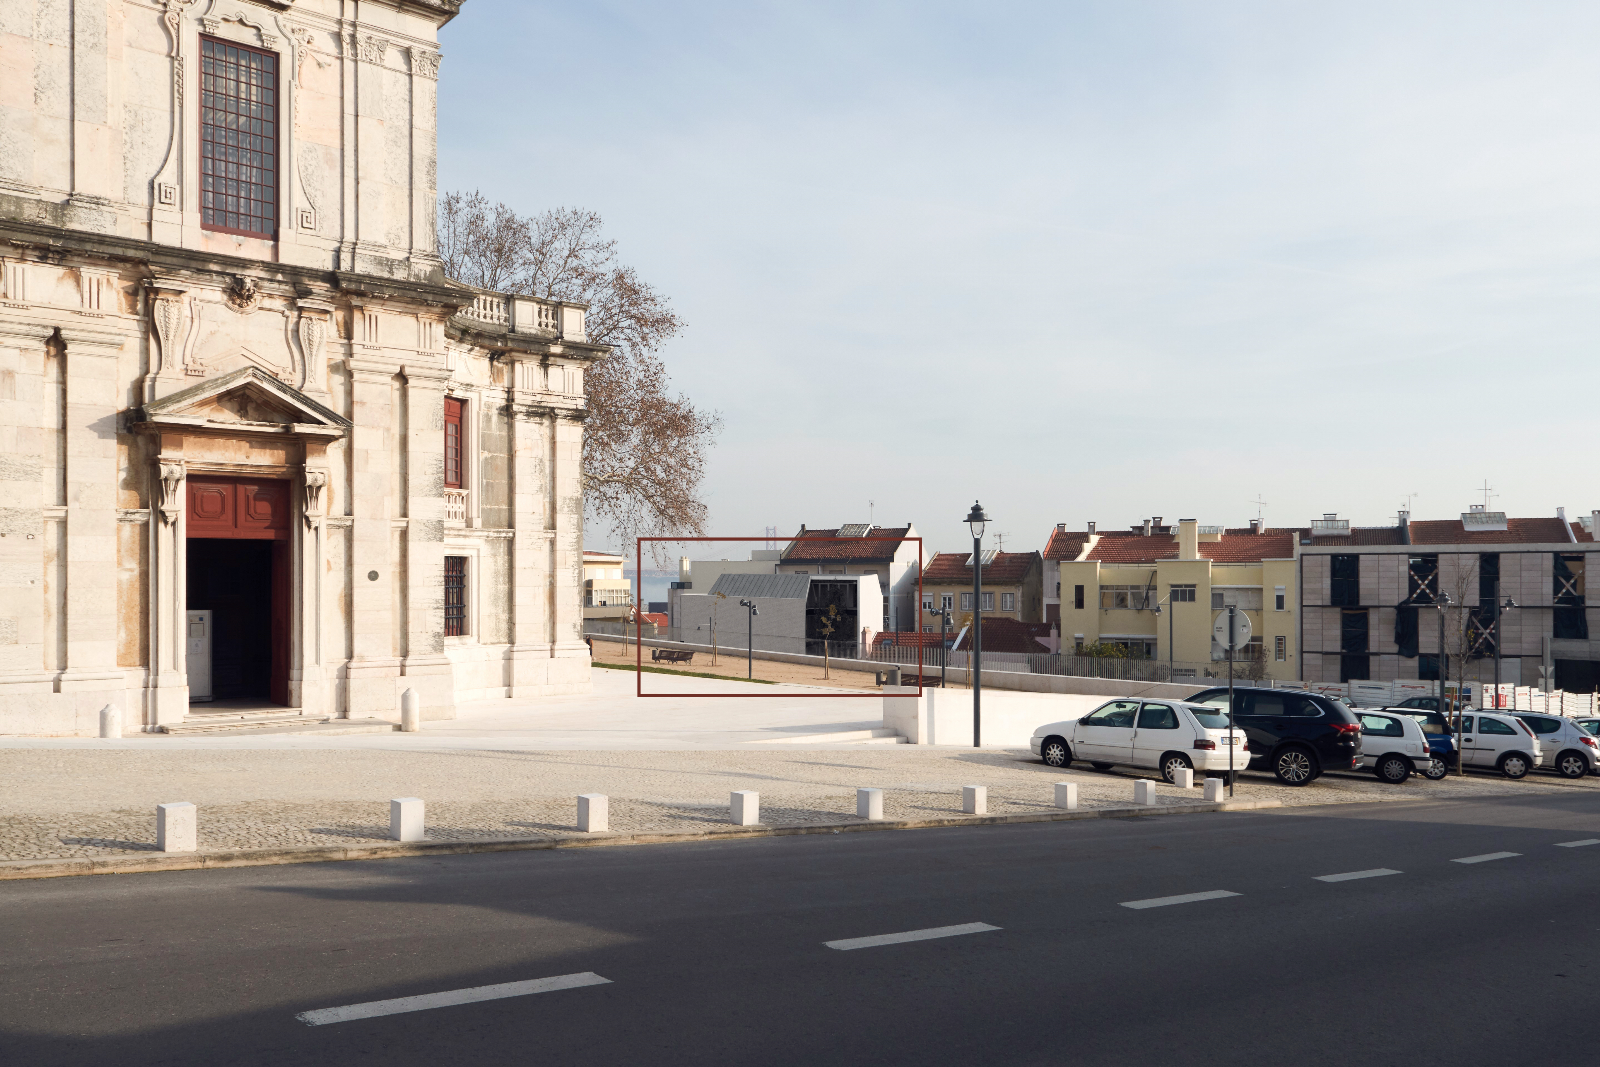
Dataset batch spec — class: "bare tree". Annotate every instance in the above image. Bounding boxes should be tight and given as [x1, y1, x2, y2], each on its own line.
[438, 193, 720, 541]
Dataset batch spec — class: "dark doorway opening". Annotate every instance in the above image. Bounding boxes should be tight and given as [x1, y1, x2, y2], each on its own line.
[187, 538, 290, 704]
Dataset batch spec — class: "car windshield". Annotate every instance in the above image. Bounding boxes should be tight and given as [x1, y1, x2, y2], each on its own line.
[1188, 707, 1233, 729]
[1403, 711, 1451, 735]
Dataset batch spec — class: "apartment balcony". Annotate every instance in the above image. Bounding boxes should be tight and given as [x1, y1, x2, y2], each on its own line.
[444, 488, 468, 526]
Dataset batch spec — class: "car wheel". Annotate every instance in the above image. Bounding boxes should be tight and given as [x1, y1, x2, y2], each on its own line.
[1498, 753, 1530, 780]
[1273, 746, 1317, 787]
[1040, 736, 1071, 768]
[1090, 762, 1114, 772]
[1555, 750, 1588, 779]
[1160, 753, 1193, 784]
[1421, 758, 1449, 781]
[1375, 754, 1411, 784]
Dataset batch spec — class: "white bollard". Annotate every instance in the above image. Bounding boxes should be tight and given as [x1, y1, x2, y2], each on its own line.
[1054, 782, 1078, 810]
[400, 688, 421, 732]
[577, 793, 608, 833]
[1203, 778, 1225, 803]
[1172, 767, 1194, 789]
[99, 704, 121, 739]
[963, 785, 987, 815]
[390, 797, 425, 841]
[156, 802, 197, 853]
[1134, 780, 1157, 806]
[856, 788, 884, 821]
[730, 790, 760, 826]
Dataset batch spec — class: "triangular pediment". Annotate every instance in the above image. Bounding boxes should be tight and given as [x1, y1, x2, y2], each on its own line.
[142, 366, 350, 434]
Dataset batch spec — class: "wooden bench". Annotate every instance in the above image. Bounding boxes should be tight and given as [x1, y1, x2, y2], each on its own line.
[651, 649, 695, 665]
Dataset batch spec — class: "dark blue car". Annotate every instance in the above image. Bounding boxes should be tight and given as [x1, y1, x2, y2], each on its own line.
[1391, 708, 1455, 779]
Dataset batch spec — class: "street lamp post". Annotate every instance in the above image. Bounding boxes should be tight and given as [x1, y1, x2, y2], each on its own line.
[1492, 579, 1519, 709]
[1226, 605, 1237, 798]
[1431, 591, 1459, 776]
[738, 599, 758, 680]
[966, 501, 989, 748]
[1153, 593, 1175, 679]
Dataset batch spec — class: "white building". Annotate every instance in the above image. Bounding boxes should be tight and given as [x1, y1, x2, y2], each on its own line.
[0, 0, 599, 734]
[674, 573, 882, 656]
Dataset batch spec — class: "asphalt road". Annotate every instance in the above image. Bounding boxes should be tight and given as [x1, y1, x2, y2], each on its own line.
[4, 792, 1599, 1066]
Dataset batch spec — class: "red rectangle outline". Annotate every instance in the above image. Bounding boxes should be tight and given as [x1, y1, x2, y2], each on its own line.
[633, 535, 923, 698]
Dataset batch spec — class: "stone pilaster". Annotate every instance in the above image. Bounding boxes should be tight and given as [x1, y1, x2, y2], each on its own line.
[399, 364, 455, 719]
[343, 358, 399, 717]
[506, 363, 552, 696]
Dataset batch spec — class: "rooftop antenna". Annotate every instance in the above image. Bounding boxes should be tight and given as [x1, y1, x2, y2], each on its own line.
[1250, 496, 1268, 523]
[868, 499, 875, 526]
[1400, 491, 1419, 514]
[993, 530, 1012, 551]
[1479, 480, 1497, 510]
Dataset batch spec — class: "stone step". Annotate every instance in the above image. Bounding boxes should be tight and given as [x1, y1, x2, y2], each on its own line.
[179, 709, 315, 726]
[160, 717, 400, 737]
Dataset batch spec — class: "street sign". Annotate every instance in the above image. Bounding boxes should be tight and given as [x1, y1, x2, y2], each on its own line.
[1212, 610, 1253, 649]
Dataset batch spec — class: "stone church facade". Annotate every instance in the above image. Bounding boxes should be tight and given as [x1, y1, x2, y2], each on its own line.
[0, 0, 599, 734]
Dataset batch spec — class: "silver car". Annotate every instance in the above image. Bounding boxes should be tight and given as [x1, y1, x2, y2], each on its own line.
[1514, 713, 1600, 779]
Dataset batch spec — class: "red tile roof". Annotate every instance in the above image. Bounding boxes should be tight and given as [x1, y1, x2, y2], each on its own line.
[1085, 530, 1294, 564]
[782, 526, 914, 563]
[639, 612, 668, 626]
[952, 617, 1057, 654]
[922, 551, 1040, 584]
[1043, 528, 1091, 561]
[1573, 523, 1595, 544]
[1304, 527, 1407, 545]
[1408, 517, 1579, 545]
[872, 631, 956, 649]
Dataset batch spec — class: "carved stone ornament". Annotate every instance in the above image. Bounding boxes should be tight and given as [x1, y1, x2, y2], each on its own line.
[297, 315, 326, 379]
[358, 35, 388, 64]
[150, 290, 187, 375]
[158, 459, 186, 526]
[302, 469, 327, 528]
[225, 275, 260, 312]
[409, 48, 441, 79]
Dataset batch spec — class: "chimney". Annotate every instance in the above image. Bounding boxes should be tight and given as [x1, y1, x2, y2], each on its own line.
[1152, 516, 1163, 531]
[1142, 518, 1152, 537]
[1087, 521, 1095, 534]
[1249, 518, 1261, 535]
[1057, 522, 1066, 532]
[1178, 519, 1198, 560]
[1591, 510, 1600, 542]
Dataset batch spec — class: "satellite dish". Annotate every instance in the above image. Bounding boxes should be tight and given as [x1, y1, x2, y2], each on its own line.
[1212, 610, 1253, 648]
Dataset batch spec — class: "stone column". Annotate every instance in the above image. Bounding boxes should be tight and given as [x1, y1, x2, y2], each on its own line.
[343, 358, 399, 717]
[57, 326, 126, 698]
[550, 410, 588, 678]
[399, 364, 455, 719]
[291, 460, 331, 715]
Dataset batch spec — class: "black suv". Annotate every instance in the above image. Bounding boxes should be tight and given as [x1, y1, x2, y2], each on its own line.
[1186, 687, 1362, 786]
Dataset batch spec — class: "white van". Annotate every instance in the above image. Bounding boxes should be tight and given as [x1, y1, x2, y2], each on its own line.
[1355, 710, 1435, 784]
[1031, 699, 1250, 784]
[1457, 712, 1542, 778]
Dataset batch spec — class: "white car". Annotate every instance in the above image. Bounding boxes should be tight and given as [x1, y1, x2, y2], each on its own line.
[1457, 712, 1543, 778]
[1030, 699, 1249, 784]
[1355, 710, 1435, 784]
[1513, 713, 1599, 779]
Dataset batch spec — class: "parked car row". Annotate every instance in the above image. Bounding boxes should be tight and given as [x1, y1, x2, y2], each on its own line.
[1030, 685, 1598, 786]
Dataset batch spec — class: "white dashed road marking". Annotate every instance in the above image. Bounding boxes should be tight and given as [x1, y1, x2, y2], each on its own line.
[1120, 890, 1239, 910]
[1314, 868, 1401, 882]
[825, 922, 1000, 951]
[1556, 839, 1600, 848]
[296, 973, 612, 1026]
[1452, 852, 1520, 865]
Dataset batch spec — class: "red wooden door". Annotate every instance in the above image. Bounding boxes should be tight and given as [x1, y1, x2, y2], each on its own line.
[269, 540, 290, 706]
[186, 477, 290, 540]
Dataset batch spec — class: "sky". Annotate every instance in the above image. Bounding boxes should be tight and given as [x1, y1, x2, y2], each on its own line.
[438, 1, 1600, 560]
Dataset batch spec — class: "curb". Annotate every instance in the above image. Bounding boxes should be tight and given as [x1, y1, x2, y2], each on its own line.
[0, 798, 1283, 882]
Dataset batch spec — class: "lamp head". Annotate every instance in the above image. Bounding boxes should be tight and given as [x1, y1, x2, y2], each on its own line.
[966, 500, 989, 540]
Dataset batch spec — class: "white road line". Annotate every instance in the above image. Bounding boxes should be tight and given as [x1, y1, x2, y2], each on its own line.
[1314, 868, 1401, 882]
[1452, 852, 1521, 865]
[1119, 890, 1239, 910]
[296, 972, 612, 1026]
[824, 922, 1000, 951]
[1556, 839, 1600, 848]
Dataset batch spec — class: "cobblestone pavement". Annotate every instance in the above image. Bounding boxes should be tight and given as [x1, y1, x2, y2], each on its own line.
[3, 746, 1597, 861]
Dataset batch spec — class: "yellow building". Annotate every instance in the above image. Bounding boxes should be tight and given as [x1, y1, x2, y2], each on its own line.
[1051, 519, 1300, 680]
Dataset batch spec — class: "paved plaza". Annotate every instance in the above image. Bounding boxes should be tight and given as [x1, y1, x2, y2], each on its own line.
[2, 667, 1596, 863]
